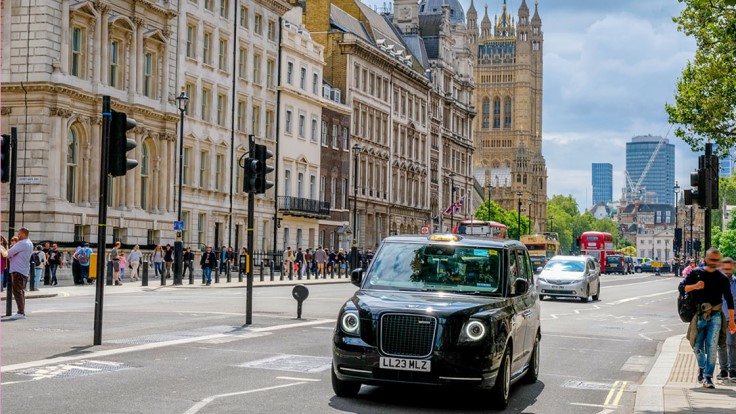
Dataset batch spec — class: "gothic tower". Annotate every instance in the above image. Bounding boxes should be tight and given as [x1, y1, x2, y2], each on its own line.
[473, 0, 547, 231]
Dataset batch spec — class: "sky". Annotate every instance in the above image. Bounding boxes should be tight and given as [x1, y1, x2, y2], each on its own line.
[361, 0, 699, 212]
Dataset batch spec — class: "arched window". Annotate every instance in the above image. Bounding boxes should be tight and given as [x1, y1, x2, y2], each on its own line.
[504, 97, 512, 128]
[493, 97, 501, 129]
[140, 143, 150, 210]
[66, 128, 79, 203]
[482, 98, 490, 129]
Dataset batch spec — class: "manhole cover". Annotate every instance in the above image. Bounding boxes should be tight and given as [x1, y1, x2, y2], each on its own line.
[240, 355, 331, 373]
[11, 360, 131, 380]
[561, 380, 617, 391]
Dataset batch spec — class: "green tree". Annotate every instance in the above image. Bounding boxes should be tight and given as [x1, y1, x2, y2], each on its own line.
[474, 200, 529, 240]
[716, 229, 736, 259]
[666, 0, 736, 150]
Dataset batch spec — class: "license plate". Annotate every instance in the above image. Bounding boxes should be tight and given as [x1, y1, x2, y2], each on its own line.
[552, 286, 563, 289]
[379, 357, 431, 372]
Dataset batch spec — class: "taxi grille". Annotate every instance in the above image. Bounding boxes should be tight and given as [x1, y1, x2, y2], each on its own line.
[379, 313, 437, 358]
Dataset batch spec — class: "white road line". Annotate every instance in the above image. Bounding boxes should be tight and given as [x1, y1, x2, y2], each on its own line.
[602, 279, 673, 288]
[1, 319, 335, 374]
[544, 334, 632, 342]
[606, 290, 675, 305]
[276, 376, 322, 382]
[182, 382, 306, 414]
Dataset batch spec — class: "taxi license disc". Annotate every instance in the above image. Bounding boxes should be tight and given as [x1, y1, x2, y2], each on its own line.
[380, 357, 431, 372]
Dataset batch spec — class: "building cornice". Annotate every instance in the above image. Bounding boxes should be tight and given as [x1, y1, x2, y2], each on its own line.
[133, 0, 178, 19]
[255, 0, 292, 16]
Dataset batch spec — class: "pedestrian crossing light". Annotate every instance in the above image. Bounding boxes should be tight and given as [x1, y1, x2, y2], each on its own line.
[254, 143, 274, 194]
[109, 110, 138, 177]
[1, 134, 10, 183]
[243, 156, 261, 193]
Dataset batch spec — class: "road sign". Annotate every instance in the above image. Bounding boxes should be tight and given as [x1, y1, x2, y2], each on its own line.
[421, 226, 429, 235]
[174, 220, 184, 231]
[17, 176, 41, 185]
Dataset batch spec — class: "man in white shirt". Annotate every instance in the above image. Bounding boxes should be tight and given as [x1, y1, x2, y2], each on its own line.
[6, 227, 33, 320]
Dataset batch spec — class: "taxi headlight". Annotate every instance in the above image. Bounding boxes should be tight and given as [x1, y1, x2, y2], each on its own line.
[341, 312, 360, 335]
[460, 320, 487, 342]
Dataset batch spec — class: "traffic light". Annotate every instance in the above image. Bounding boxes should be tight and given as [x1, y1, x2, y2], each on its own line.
[689, 161, 707, 207]
[109, 110, 138, 177]
[674, 228, 682, 253]
[243, 156, 260, 193]
[694, 239, 702, 253]
[1, 134, 10, 183]
[686, 240, 692, 253]
[253, 143, 274, 194]
[707, 154, 719, 209]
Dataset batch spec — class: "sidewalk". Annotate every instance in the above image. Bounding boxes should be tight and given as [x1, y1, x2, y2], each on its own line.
[635, 334, 736, 413]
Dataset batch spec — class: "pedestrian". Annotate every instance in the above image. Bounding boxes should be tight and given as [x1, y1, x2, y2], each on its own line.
[127, 245, 142, 281]
[152, 245, 164, 278]
[42, 241, 52, 285]
[1, 236, 8, 290]
[314, 246, 327, 278]
[182, 246, 194, 280]
[110, 241, 122, 285]
[295, 247, 304, 279]
[227, 246, 235, 271]
[6, 227, 34, 320]
[73, 242, 94, 284]
[164, 244, 174, 278]
[284, 246, 294, 276]
[219, 245, 228, 273]
[200, 245, 217, 286]
[717, 257, 736, 381]
[681, 248, 736, 388]
[328, 249, 337, 275]
[71, 245, 82, 284]
[48, 243, 61, 285]
[117, 251, 127, 283]
[31, 245, 46, 291]
[683, 259, 697, 278]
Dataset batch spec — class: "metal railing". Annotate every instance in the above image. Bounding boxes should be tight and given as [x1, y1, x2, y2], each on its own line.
[278, 196, 330, 217]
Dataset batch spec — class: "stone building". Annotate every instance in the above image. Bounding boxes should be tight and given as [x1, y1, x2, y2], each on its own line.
[468, 0, 548, 231]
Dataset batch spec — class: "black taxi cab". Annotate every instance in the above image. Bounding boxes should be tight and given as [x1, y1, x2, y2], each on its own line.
[332, 234, 541, 409]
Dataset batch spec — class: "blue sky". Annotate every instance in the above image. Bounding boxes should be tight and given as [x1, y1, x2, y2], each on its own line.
[361, 0, 698, 211]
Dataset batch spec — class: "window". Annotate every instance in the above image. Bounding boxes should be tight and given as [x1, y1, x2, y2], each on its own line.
[182, 211, 190, 244]
[215, 154, 224, 191]
[240, 6, 248, 28]
[287, 62, 294, 84]
[254, 13, 262, 34]
[311, 118, 318, 142]
[320, 176, 326, 202]
[238, 47, 247, 79]
[285, 110, 293, 134]
[342, 179, 347, 209]
[66, 128, 78, 203]
[198, 213, 206, 247]
[252, 53, 261, 84]
[109, 39, 120, 87]
[201, 88, 211, 122]
[70, 27, 84, 77]
[217, 93, 225, 126]
[218, 38, 227, 70]
[297, 173, 304, 198]
[266, 59, 275, 88]
[332, 124, 339, 148]
[493, 97, 501, 129]
[143, 52, 154, 98]
[219, 0, 228, 18]
[252, 105, 261, 135]
[266, 109, 274, 139]
[298, 113, 306, 138]
[482, 98, 490, 129]
[237, 100, 246, 131]
[185, 83, 195, 116]
[267, 20, 276, 41]
[300, 67, 306, 90]
[504, 97, 512, 129]
[342, 127, 349, 150]
[204, 0, 213, 11]
[183, 147, 192, 185]
[321, 121, 328, 145]
[141, 144, 149, 210]
[235, 154, 243, 192]
[312, 73, 318, 94]
[199, 151, 208, 188]
[186, 24, 195, 58]
[310, 175, 316, 200]
[203, 32, 212, 65]
[284, 170, 291, 196]
[330, 177, 336, 207]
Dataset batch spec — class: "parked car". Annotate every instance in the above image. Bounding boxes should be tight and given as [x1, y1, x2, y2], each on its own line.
[604, 254, 627, 274]
[332, 234, 541, 409]
[536, 255, 601, 302]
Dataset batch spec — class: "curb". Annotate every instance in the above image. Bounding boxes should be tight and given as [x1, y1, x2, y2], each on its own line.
[634, 334, 684, 414]
[1, 293, 59, 301]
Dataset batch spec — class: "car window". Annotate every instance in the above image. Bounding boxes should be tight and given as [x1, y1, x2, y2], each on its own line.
[545, 260, 585, 272]
[363, 242, 504, 294]
[516, 249, 532, 282]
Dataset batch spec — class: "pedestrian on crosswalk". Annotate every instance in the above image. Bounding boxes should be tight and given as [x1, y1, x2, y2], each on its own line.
[6, 227, 34, 320]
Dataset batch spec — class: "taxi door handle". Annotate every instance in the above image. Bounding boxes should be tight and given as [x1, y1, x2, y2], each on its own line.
[522, 310, 533, 318]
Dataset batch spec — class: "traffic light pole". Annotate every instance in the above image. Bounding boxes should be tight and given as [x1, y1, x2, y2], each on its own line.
[4, 128, 18, 316]
[704, 143, 715, 251]
[245, 135, 255, 325]
[93, 96, 112, 345]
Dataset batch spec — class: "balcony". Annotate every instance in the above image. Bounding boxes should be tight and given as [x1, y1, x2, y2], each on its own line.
[278, 196, 331, 218]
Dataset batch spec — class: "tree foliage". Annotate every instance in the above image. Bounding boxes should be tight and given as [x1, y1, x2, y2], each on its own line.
[666, 0, 736, 150]
[474, 200, 530, 241]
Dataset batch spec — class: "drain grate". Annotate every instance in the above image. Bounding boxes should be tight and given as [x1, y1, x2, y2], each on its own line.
[240, 355, 331, 373]
[11, 360, 131, 380]
[107, 325, 244, 345]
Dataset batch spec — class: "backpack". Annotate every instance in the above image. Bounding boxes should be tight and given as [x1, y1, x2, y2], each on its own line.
[32, 251, 41, 267]
[677, 276, 699, 323]
[78, 248, 89, 265]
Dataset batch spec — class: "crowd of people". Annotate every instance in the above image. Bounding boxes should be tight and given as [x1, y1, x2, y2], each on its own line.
[282, 245, 373, 279]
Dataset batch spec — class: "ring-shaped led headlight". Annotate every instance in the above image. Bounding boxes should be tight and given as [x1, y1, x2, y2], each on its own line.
[341, 312, 360, 334]
[465, 320, 486, 341]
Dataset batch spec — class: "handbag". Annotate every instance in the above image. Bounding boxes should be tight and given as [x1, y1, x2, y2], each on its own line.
[677, 292, 698, 323]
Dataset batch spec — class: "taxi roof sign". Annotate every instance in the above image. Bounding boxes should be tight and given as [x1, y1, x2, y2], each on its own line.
[429, 234, 462, 242]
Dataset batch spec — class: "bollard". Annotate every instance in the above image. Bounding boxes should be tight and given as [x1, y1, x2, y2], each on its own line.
[305, 263, 310, 280]
[330, 266, 335, 279]
[270, 255, 275, 281]
[291, 284, 309, 319]
[188, 261, 194, 285]
[226, 261, 232, 283]
[142, 261, 149, 286]
[160, 262, 166, 286]
[289, 262, 293, 280]
[239, 254, 245, 282]
[259, 260, 265, 282]
[106, 261, 114, 286]
[215, 261, 220, 283]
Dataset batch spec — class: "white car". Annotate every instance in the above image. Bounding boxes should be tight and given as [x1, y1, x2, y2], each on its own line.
[536, 255, 601, 302]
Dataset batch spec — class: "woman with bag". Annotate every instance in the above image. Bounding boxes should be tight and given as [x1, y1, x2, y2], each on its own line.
[127, 245, 142, 281]
[152, 245, 164, 278]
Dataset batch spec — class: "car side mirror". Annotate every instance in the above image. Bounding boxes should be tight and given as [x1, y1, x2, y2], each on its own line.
[514, 278, 529, 296]
[536, 267, 543, 273]
[351, 268, 363, 287]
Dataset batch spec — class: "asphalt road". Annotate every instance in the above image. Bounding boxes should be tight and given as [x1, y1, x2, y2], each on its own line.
[1, 273, 684, 413]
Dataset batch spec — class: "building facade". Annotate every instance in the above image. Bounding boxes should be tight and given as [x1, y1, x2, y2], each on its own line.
[625, 135, 675, 206]
[468, 0, 548, 231]
[592, 162, 613, 205]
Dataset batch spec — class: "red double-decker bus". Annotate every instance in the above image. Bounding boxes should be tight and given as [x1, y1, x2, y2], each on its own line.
[578, 231, 616, 268]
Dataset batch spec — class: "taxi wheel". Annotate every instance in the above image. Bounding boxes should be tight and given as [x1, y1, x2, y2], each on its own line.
[491, 347, 511, 409]
[331, 364, 361, 397]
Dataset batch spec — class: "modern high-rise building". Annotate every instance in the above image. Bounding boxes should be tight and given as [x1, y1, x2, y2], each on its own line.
[625, 135, 676, 205]
[592, 163, 613, 205]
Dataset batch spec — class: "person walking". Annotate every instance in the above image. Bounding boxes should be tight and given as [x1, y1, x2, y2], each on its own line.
[152, 245, 164, 278]
[6, 227, 34, 320]
[295, 247, 304, 279]
[73, 242, 93, 285]
[117, 251, 127, 283]
[683, 259, 698, 278]
[681, 248, 736, 388]
[31, 245, 46, 291]
[200, 246, 217, 286]
[314, 246, 327, 278]
[42, 241, 52, 285]
[127, 245, 142, 281]
[110, 241, 122, 285]
[717, 257, 736, 381]
[1, 236, 8, 290]
[182, 247, 194, 280]
[284, 246, 294, 278]
[71, 244, 82, 284]
[48, 243, 61, 285]
[163, 244, 174, 279]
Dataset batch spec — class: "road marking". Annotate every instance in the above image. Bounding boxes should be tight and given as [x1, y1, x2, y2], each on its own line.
[1, 319, 335, 374]
[606, 291, 675, 305]
[276, 376, 321, 382]
[182, 382, 306, 414]
[545, 334, 632, 342]
[603, 380, 628, 406]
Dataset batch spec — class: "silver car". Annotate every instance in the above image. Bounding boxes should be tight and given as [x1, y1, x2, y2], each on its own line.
[536, 255, 600, 302]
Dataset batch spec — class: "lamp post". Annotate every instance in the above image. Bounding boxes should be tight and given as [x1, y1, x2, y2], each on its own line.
[351, 144, 361, 270]
[449, 172, 456, 232]
[528, 198, 533, 234]
[174, 88, 189, 286]
[517, 191, 522, 240]
[674, 181, 680, 257]
[487, 182, 493, 221]
[689, 205, 694, 258]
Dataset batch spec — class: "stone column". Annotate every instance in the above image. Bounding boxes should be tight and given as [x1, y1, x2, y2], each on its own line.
[100, 6, 110, 85]
[160, 35, 170, 105]
[157, 136, 167, 213]
[89, 116, 102, 206]
[60, 0, 70, 75]
[48, 108, 64, 200]
[136, 17, 144, 95]
[168, 136, 176, 212]
[92, 8, 102, 85]
[130, 17, 142, 98]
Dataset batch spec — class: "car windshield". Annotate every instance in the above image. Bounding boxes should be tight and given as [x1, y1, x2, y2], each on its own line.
[607, 256, 623, 264]
[545, 260, 585, 272]
[364, 242, 504, 295]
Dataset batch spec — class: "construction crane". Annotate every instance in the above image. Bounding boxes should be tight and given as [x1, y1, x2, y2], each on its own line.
[624, 129, 671, 202]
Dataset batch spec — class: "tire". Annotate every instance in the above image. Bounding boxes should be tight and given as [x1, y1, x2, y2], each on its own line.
[580, 285, 590, 303]
[635, 267, 642, 273]
[592, 284, 600, 301]
[331, 364, 361, 397]
[491, 347, 511, 410]
[539, 295, 546, 301]
[524, 334, 540, 383]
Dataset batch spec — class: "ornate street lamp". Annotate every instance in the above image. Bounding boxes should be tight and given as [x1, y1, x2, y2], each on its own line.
[674, 181, 680, 257]
[449, 172, 456, 232]
[486, 182, 493, 221]
[351, 144, 361, 270]
[174, 88, 189, 286]
[517, 191, 523, 240]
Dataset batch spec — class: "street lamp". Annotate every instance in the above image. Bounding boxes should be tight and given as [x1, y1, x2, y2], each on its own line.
[351, 144, 361, 270]
[528, 198, 533, 234]
[517, 192, 523, 240]
[674, 181, 680, 257]
[486, 182, 493, 221]
[449, 172, 456, 232]
[174, 88, 189, 286]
